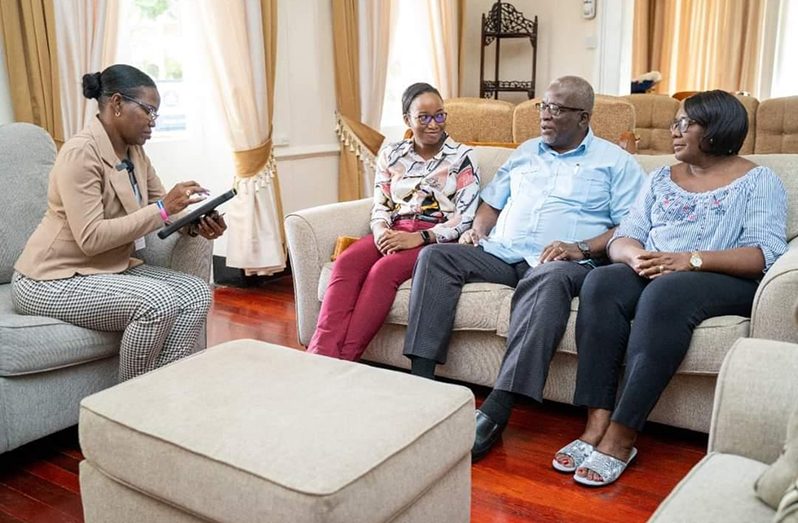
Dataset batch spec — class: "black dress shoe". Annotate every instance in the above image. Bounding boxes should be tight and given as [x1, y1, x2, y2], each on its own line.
[472, 410, 505, 462]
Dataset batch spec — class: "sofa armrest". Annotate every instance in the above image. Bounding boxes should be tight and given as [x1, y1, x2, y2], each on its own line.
[138, 232, 212, 282]
[708, 338, 798, 462]
[285, 198, 372, 345]
[750, 242, 798, 343]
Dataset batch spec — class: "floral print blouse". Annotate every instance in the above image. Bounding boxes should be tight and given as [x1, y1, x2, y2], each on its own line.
[371, 135, 480, 243]
[614, 165, 788, 271]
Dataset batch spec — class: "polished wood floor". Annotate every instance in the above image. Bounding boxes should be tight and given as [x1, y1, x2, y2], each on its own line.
[0, 278, 707, 522]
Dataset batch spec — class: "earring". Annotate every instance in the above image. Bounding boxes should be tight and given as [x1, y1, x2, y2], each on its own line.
[115, 111, 121, 117]
[709, 137, 714, 144]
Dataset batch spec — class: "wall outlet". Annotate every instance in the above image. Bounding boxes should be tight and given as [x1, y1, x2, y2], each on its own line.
[585, 35, 597, 49]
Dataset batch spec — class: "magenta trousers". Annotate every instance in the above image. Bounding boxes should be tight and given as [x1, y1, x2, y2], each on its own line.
[307, 220, 434, 361]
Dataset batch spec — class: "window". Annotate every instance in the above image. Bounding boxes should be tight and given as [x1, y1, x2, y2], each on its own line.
[771, 0, 798, 97]
[379, 0, 436, 141]
[116, 0, 187, 134]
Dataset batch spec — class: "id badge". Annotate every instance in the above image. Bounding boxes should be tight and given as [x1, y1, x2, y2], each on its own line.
[134, 237, 146, 251]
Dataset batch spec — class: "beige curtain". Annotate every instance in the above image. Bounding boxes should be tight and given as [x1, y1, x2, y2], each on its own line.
[426, 0, 459, 99]
[332, 0, 363, 202]
[0, 0, 63, 145]
[190, 0, 285, 275]
[633, 0, 765, 95]
[54, 0, 118, 138]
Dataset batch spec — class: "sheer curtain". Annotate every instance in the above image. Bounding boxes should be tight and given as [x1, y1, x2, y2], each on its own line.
[426, 0, 459, 99]
[0, 0, 63, 144]
[54, 0, 118, 138]
[633, 0, 765, 95]
[188, 0, 285, 275]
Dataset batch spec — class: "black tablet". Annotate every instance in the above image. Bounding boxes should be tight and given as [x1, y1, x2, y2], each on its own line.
[157, 188, 237, 239]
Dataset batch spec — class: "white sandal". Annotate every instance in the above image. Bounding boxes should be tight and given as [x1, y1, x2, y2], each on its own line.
[573, 448, 638, 487]
[552, 439, 594, 473]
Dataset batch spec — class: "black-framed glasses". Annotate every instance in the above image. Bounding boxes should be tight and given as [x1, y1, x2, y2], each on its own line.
[119, 93, 159, 121]
[412, 112, 447, 126]
[535, 101, 585, 117]
[670, 116, 696, 134]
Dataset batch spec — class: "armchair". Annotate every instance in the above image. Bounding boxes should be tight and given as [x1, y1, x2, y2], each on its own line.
[0, 122, 212, 453]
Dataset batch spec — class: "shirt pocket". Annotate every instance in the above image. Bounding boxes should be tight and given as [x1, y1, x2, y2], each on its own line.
[572, 172, 609, 209]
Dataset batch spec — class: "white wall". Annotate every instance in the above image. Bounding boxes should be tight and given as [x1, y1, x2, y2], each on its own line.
[460, 0, 631, 100]
[0, 35, 14, 124]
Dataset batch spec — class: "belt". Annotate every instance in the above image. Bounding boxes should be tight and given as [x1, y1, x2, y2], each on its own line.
[392, 213, 442, 224]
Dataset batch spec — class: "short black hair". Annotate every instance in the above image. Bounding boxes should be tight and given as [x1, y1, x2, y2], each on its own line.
[82, 64, 157, 103]
[401, 83, 442, 115]
[684, 90, 748, 156]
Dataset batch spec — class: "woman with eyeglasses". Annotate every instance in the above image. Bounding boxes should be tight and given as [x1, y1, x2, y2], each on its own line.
[307, 82, 480, 361]
[12, 64, 226, 381]
[549, 90, 788, 487]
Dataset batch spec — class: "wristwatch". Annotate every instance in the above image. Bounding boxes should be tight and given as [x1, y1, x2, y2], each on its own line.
[576, 241, 591, 260]
[689, 251, 703, 271]
[420, 230, 432, 245]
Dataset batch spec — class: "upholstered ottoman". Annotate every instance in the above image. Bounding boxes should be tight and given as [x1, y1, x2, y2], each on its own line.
[78, 339, 475, 522]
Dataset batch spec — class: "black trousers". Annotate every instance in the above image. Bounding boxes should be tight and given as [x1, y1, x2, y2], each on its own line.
[403, 244, 592, 402]
[573, 263, 759, 431]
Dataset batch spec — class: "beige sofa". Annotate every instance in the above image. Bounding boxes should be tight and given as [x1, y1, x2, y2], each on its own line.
[648, 336, 798, 522]
[623, 93, 798, 155]
[285, 149, 798, 433]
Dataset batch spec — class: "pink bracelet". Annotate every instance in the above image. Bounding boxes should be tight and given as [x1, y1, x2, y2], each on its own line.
[156, 200, 169, 222]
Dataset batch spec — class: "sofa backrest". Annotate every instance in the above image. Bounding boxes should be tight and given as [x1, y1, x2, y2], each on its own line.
[444, 98, 514, 144]
[623, 94, 678, 155]
[755, 96, 798, 153]
[472, 146, 798, 243]
[0, 123, 56, 284]
[511, 95, 636, 146]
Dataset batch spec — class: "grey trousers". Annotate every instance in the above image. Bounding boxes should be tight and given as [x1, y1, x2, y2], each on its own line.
[11, 264, 212, 381]
[403, 244, 591, 401]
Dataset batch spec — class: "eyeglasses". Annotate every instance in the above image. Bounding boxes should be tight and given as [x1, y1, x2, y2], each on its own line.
[670, 116, 696, 134]
[411, 112, 447, 126]
[536, 101, 585, 117]
[119, 93, 159, 121]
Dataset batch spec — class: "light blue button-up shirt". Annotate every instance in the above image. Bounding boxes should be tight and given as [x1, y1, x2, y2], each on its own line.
[479, 130, 645, 266]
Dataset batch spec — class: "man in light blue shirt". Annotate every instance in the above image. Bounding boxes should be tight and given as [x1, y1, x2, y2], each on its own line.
[402, 76, 645, 461]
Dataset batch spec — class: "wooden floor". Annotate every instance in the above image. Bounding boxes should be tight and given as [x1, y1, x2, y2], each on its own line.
[0, 278, 707, 522]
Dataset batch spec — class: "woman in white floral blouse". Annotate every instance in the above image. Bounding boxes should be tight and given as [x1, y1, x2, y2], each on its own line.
[308, 83, 481, 361]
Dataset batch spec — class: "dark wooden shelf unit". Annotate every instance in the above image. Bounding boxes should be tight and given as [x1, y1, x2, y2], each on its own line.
[479, 0, 538, 100]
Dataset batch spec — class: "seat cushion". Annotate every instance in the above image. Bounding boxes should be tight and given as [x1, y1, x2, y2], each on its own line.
[318, 262, 515, 332]
[79, 340, 474, 523]
[0, 285, 120, 376]
[317, 267, 749, 375]
[649, 452, 775, 522]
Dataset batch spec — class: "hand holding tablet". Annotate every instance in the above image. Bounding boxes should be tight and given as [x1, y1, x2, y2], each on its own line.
[158, 188, 237, 239]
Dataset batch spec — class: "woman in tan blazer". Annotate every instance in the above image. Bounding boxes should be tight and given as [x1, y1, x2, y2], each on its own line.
[11, 64, 226, 381]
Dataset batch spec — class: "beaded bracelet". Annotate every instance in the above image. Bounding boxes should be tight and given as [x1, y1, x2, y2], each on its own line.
[155, 200, 169, 222]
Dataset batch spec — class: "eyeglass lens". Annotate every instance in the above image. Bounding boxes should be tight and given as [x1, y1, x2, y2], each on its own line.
[417, 113, 446, 125]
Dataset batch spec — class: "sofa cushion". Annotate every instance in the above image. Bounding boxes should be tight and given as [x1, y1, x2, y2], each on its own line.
[0, 285, 120, 376]
[756, 405, 798, 509]
[318, 262, 515, 332]
[649, 452, 774, 522]
[318, 265, 749, 375]
[0, 123, 55, 284]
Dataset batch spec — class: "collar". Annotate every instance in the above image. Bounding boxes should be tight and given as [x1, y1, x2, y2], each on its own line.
[88, 115, 123, 169]
[538, 128, 594, 156]
[399, 133, 458, 161]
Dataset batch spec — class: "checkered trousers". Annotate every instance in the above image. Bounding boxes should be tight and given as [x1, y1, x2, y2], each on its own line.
[11, 264, 212, 381]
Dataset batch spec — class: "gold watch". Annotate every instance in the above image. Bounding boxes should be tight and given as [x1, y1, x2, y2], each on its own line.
[689, 251, 703, 271]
